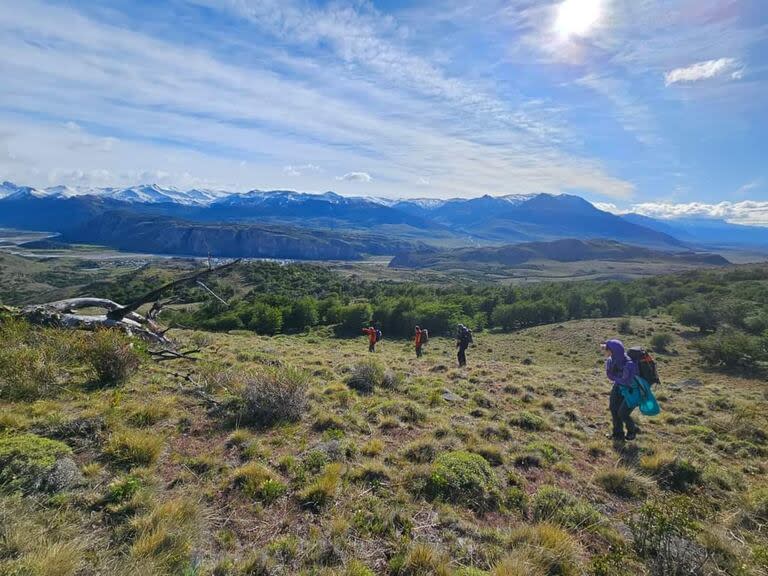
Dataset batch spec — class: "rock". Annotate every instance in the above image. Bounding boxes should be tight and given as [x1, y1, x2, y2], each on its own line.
[43, 457, 83, 492]
[441, 389, 464, 403]
[677, 378, 703, 387]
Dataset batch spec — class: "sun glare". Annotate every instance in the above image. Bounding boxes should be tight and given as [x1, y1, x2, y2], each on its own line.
[555, 0, 603, 39]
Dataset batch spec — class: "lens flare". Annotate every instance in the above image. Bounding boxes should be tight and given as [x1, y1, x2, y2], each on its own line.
[555, 0, 603, 39]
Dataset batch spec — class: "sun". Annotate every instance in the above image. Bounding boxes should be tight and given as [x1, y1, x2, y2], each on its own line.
[555, 0, 604, 39]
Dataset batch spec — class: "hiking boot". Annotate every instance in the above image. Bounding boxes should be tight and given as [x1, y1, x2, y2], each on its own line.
[625, 430, 639, 441]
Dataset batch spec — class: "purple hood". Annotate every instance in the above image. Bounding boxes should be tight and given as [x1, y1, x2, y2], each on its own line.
[605, 339, 637, 386]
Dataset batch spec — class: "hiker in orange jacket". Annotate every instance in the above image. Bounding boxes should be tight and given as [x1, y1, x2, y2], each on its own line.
[414, 326, 423, 358]
[362, 325, 377, 352]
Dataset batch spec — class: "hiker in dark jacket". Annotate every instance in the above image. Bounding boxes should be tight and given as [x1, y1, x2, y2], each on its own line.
[456, 324, 473, 367]
[603, 339, 639, 441]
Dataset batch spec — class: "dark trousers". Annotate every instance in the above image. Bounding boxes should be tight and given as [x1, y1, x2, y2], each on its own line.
[609, 385, 637, 438]
[415, 345, 422, 357]
[457, 345, 468, 367]
[369, 342, 375, 353]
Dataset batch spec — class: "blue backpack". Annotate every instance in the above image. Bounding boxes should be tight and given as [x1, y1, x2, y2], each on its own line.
[375, 329, 382, 342]
[621, 376, 661, 416]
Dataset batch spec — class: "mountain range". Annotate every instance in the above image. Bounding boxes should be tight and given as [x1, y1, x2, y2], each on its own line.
[1, 180, 766, 260]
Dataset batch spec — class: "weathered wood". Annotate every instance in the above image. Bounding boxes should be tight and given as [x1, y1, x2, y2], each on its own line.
[106, 258, 241, 321]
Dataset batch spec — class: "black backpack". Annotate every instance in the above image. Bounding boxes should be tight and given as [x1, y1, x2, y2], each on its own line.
[628, 347, 660, 385]
[420, 329, 429, 344]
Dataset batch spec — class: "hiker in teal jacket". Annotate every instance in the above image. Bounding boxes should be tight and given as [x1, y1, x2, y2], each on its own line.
[602, 339, 639, 441]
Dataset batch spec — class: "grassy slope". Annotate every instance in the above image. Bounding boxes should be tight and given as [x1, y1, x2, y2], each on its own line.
[1, 317, 767, 575]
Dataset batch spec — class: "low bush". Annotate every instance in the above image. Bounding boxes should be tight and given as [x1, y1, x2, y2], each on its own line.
[509, 411, 547, 431]
[0, 433, 75, 493]
[83, 329, 140, 386]
[426, 450, 502, 512]
[240, 366, 309, 427]
[628, 496, 705, 576]
[346, 359, 385, 393]
[650, 333, 673, 353]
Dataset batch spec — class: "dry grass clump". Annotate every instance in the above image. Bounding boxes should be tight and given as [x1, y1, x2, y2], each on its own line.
[129, 497, 201, 574]
[299, 462, 343, 511]
[240, 366, 309, 427]
[594, 467, 652, 499]
[231, 462, 286, 504]
[346, 358, 385, 393]
[105, 429, 163, 467]
[495, 523, 583, 576]
[390, 541, 452, 576]
[84, 329, 141, 386]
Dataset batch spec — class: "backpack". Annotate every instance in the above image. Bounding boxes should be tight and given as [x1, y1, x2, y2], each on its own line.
[375, 329, 382, 342]
[459, 327, 473, 346]
[420, 329, 429, 344]
[627, 347, 660, 385]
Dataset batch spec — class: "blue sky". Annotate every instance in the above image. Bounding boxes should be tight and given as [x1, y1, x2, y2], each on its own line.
[0, 0, 766, 218]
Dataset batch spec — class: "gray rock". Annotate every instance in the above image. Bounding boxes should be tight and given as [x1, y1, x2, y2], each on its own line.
[441, 389, 464, 403]
[43, 458, 83, 492]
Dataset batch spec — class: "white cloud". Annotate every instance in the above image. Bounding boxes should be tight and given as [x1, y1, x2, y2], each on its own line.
[665, 58, 744, 86]
[337, 172, 372, 183]
[594, 199, 768, 227]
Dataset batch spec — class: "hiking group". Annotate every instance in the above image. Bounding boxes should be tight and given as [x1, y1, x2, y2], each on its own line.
[362, 323, 473, 366]
[362, 325, 660, 443]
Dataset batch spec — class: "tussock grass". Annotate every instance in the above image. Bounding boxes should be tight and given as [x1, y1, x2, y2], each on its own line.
[105, 429, 163, 467]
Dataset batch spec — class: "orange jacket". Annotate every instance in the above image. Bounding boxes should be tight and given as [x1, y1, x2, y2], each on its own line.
[414, 330, 422, 347]
[363, 327, 377, 344]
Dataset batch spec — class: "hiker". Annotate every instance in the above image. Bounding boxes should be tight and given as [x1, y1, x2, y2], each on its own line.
[456, 323, 473, 367]
[362, 324, 378, 353]
[414, 325, 428, 357]
[602, 339, 639, 441]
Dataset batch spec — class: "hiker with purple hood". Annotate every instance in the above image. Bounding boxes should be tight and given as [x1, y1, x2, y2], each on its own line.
[602, 339, 639, 441]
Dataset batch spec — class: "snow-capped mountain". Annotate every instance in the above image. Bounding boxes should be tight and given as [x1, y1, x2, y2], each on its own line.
[0, 181, 228, 205]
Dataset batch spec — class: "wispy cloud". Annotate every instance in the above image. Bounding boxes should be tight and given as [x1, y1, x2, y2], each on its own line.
[337, 172, 372, 183]
[283, 164, 321, 176]
[0, 0, 637, 200]
[665, 58, 744, 85]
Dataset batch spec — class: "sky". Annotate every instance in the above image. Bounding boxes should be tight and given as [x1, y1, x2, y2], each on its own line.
[0, 0, 767, 220]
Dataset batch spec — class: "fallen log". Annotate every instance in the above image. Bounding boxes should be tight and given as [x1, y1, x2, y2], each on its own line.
[19, 259, 241, 345]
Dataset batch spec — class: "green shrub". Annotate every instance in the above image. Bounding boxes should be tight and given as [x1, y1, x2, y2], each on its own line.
[84, 329, 140, 386]
[0, 433, 74, 493]
[426, 450, 502, 512]
[509, 411, 547, 431]
[617, 318, 632, 334]
[346, 359, 385, 394]
[628, 496, 704, 576]
[240, 366, 309, 427]
[650, 333, 673, 353]
[692, 327, 764, 370]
